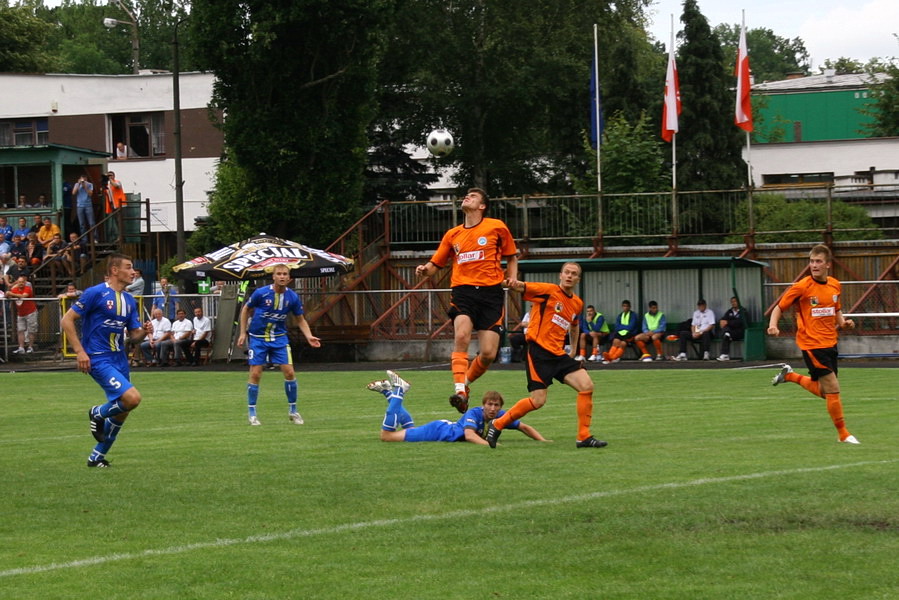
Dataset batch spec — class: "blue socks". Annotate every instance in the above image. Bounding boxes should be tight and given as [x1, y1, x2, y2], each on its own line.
[285, 379, 298, 413]
[93, 399, 127, 420]
[247, 383, 259, 418]
[382, 388, 414, 431]
[88, 418, 124, 462]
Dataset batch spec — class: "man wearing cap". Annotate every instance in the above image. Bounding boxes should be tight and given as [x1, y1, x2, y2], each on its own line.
[674, 299, 716, 361]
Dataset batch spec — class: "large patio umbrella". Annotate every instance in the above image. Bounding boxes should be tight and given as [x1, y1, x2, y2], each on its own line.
[172, 233, 354, 281]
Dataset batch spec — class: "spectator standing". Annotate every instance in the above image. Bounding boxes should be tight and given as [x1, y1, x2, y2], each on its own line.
[5, 256, 30, 287]
[44, 233, 71, 282]
[152, 276, 178, 320]
[8, 274, 38, 354]
[601, 300, 640, 364]
[126, 268, 145, 295]
[768, 245, 859, 444]
[104, 171, 126, 242]
[634, 301, 668, 362]
[63, 232, 87, 277]
[414, 188, 519, 413]
[675, 299, 716, 361]
[140, 307, 172, 366]
[188, 306, 212, 366]
[73, 175, 96, 239]
[717, 296, 747, 361]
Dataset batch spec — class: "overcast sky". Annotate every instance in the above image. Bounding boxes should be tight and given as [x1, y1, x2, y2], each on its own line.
[648, 0, 899, 70]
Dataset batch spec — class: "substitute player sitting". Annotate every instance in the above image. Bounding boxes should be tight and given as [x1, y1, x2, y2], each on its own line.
[237, 263, 320, 426]
[368, 370, 547, 445]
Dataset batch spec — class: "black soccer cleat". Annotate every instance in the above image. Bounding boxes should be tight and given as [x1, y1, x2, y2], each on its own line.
[485, 419, 502, 449]
[576, 436, 608, 449]
[449, 391, 469, 414]
[87, 458, 111, 468]
[88, 406, 106, 443]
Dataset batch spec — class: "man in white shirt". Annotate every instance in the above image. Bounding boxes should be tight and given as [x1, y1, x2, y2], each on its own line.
[188, 306, 213, 366]
[675, 299, 716, 361]
[160, 309, 193, 366]
[140, 307, 172, 366]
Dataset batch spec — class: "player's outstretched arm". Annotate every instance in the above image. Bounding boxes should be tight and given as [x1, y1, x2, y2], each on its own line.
[60, 308, 90, 373]
[295, 314, 321, 348]
[767, 305, 783, 336]
[517, 423, 551, 442]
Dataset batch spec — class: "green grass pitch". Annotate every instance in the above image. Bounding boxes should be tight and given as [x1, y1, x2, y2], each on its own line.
[1, 365, 897, 599]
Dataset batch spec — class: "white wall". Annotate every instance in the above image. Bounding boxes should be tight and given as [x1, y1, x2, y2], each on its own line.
[110, 157, 218, 233]
[747, 137, 899, 186]
[2, 72, 214, 118]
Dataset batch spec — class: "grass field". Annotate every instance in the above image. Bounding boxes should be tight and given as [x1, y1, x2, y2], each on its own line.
[1, 365, 897, 599]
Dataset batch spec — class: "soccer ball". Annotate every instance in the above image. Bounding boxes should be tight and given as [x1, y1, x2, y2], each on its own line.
[426, 128, 454, 157]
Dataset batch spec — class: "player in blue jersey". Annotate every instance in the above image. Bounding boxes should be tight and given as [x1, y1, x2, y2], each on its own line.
[60, 253, 149, 468]
[368, 370, 548, 445]
[237, 263, 320, 426]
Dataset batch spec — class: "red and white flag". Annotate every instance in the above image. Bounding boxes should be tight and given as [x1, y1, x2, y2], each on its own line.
[661, 43, 681, 142]
[734, 23, 753, 132]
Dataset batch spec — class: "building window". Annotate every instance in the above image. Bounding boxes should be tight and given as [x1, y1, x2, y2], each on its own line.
[0, 119, 49, 147]
[763, 173, 835, 186]
[110, 112, 166, 158]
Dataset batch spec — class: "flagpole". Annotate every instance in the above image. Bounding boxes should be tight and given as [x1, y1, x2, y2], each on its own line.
[670, 16, 677, 191]
[742, 11, 752, 189]
[593, 23, 602, 193]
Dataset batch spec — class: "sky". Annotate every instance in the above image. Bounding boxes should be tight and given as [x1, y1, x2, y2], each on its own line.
[647, 0, 899, 70]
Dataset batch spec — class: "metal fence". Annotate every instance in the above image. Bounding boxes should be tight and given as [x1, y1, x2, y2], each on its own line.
[387, 184, 897, 249]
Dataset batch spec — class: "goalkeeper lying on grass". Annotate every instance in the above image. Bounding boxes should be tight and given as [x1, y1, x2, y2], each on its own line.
[368, 370, 548, 446]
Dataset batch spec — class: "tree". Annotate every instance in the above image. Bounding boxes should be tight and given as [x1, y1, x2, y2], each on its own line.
[674, 0, 744, 192]
[861, 57, 899, 137]
[714, 24, 810, 83]
[375, 0, 656, 196]
[191, 0, 394, 248]
[363, 127, 439, 204]
[819, 57, 865, 75]
[0, 1, 53, 72]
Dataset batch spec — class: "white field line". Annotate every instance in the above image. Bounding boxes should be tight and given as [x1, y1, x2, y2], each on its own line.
[2, 458, 895, 579]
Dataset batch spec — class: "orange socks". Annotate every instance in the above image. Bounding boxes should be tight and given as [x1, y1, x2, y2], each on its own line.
[576, 391, 593, 441]
[466, 354, 491, 385]
[653, 338, 663, 355]
[451, 352, 468, 386]
[494, 397, 538, 430]
[635, 340, 648, 355]
[788, 372, 822, 397]
[825, 393, 851, 440]
[609, 346, 625, 361]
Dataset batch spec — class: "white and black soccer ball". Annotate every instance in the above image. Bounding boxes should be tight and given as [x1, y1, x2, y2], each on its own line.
[426, 128, 454, 157]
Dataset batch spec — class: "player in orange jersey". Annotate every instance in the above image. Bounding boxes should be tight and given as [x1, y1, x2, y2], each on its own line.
[415, 188, 519, 413]
[485, 262, 608, 449]
[767, 244, 859, 444]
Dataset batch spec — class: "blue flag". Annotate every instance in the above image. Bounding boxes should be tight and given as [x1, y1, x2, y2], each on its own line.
[589, 57, 605, 149]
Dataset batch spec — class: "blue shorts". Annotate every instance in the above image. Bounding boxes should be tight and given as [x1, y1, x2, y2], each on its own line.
[90, 353, 134, 402]
[404, 420, 465, 442]
[247, 336, 293, 366]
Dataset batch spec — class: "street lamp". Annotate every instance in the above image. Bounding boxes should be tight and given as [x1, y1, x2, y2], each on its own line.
[102, 1, 140, 74]
[173, 16, 188, 262]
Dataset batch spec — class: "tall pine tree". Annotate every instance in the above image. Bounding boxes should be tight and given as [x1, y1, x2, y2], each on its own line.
[675, 0, 744, 192]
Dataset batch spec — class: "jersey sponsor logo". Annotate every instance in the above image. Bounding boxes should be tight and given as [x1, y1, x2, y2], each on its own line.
[457, 250, 484, 264]
[811, 306, 835, 317]
[551, 313, 571, 330]
[260, 311, 288, 321]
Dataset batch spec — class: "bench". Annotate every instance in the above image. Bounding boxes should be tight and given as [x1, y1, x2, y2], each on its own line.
[309, 324, 371, 362]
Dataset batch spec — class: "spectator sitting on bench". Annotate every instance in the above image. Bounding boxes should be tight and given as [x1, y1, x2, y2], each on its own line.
[634, 300, 667, 362]
[601, 300, 640, 364]
[675, 299, 716, 361]
[716, 296, 747, 362]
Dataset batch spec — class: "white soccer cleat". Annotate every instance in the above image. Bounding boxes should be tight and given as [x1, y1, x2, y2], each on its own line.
[248, 416, 261, 426]
[674, 353, 688, 362]
[841, 434, 860, 444]
[772, 364, 793, 386]
[574, 355, 586, 362]
[366, 379, 392, 393]
[386, 370, 411, 394]
[716, 354, 730, 362]
[588, 354, 600, 362]
[289, 412, 305, 425]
